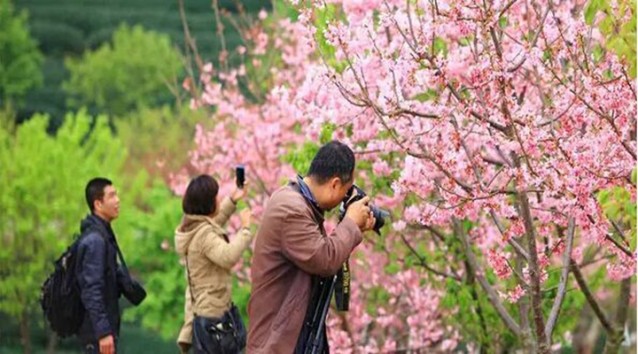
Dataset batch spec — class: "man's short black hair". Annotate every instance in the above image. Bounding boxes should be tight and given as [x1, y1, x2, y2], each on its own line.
[86, 177, 113, 212]
[307, 140, 355, 184]
[182, 174, 219, 216]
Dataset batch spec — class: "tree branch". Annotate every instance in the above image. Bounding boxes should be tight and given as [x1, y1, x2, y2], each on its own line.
[605, 233, 633, 258]
[399, 233, 462, 281]
[454, 220, 522, 336]
[507, 5, 550, 72]
[489, 210, 531, 261]
[603, 278, 632, 353]
[517, 186, 549, 352]
[211, 0, 229, 72]
[545, 217, 575, 342]
[570, 259, 613, 333]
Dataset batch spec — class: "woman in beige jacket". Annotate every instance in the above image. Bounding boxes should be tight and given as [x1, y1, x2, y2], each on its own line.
[174, 174, 253, 353]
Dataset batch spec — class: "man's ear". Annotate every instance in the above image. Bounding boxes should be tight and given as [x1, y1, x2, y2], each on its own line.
[330, 177, 341, 190]
[94, 199, 102, 212]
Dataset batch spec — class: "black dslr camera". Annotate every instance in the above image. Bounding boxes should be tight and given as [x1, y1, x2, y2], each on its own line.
[339, 185, 390, 234]
[334, 185, 389, 312]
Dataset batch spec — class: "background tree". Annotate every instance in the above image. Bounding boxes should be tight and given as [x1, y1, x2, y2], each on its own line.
[63, 24, 183, 116]
[0, 111, 126, 353]
[180, 2, 461, 352]
[0, 0, 43, 107]
[290, 0, 636, 352]
[182, 0, 637, 352]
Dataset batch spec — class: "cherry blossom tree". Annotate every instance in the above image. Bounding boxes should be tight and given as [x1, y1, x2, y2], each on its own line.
[290, 0, 636, 352]
[178, 0, 636, 351]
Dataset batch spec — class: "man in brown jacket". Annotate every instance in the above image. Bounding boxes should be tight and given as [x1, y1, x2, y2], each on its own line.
[247, 141, 375, 353]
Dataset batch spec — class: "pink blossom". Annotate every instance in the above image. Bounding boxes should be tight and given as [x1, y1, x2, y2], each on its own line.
[487, 249, 512, 279]
[506, 285, 526, 303]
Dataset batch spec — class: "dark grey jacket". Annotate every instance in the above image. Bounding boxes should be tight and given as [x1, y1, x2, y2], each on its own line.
[75, 214, 122, 343]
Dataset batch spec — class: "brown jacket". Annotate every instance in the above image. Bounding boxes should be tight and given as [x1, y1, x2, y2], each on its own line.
[174, 197, 253, 346]
[247, 182, 362, 354]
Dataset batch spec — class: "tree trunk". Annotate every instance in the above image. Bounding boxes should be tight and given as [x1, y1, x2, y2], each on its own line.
[516, 254, 535, 354]
[603, 278, 631, 354]
[19, 310, 32, 354]
[517, 192, 549, 353]
[46, 330, 58, 354]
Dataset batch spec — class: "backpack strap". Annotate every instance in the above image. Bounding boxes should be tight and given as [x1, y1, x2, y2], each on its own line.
[184, 251, 197, 315]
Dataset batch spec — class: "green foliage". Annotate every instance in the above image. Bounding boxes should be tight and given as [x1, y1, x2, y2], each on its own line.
[63, 24, 183, 116]
[597, 170, 637, 250]
[282, 141, 321, 175]
[585, 0, 637, 77]
[313, 4, 347, 73]
[272, 0, 298, 20]
[0, 0, 43, 104]
[29, 20, 85, 55]
[0, 109, 126, 319]
[319, 122, 336, 144]
[413, 89, 438, 102]
[432, 37, 448, 57]
[114, 181, 186, 340]
[15, 0, 263, 124]
[115, 105, 208, 181]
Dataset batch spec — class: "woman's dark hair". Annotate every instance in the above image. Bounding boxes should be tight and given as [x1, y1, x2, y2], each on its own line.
[182, 174, 219, 215]
[307, 140, 355, 184]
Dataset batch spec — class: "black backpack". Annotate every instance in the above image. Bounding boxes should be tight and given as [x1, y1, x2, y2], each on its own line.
[40, 235, 85, 337]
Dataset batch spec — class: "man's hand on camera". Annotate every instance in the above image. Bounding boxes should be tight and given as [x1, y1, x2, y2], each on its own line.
[363, 212, 376, 232]
[345, 196, 373, 231]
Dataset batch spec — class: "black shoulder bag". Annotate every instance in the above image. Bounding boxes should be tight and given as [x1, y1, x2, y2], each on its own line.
[186, 250, 246, 354]
[112, 238, 147, 306]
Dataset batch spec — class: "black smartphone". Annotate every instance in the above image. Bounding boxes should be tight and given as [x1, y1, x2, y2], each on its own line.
[235, 165, 245, 189]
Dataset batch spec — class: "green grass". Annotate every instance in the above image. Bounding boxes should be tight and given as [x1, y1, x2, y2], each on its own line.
[0, 323, 176, 354]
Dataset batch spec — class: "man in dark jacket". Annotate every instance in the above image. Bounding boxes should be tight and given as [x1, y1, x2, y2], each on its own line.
[76, 177, 122, 354]
[247, 141, 375, 353]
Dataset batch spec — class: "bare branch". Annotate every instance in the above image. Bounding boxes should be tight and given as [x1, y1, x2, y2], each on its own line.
[605, 233, 633, 258]
[498, 0, 519, 19]
[177, 0, 204, 98]
[211, 0, 229, 72]
[507, 5, 550, 73]
[545, 218, 575, 341]
[610, 219, 630, 244]
[454, 220, 522, 336]
[570, 259, 613, 333]
[489, 210, 531, 261]
[399, 233, 463, 281]
[603, 278, 632, 353]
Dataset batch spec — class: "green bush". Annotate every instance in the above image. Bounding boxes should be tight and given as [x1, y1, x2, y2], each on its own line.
[19, 4, 109, 35]
[0, 109, 126, 348]
[0, 0, 43, 104]
[29, 20, 85, 54]
[84, 26, 119, 49]
[41, 57, 67, 85]
[64, 24, 183, 116]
